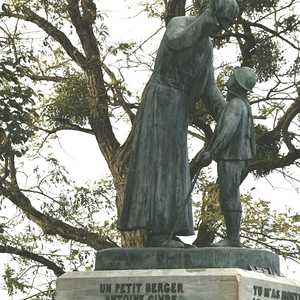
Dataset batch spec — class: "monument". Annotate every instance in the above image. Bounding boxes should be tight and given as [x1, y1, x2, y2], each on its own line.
[56, 0, 300, 299]
[118, 0, 240, 248]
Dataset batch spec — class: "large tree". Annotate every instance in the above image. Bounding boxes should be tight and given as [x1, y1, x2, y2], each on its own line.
[0, 0, 299, 298]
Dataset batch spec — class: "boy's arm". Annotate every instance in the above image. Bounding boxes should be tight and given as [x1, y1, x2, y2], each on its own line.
[210, 98, 243, 160]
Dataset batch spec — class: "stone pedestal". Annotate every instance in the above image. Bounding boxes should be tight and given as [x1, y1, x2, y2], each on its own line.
[56, 248, 299, 300]
[56, 268, 300, 300]
[95, 247, 280, 275]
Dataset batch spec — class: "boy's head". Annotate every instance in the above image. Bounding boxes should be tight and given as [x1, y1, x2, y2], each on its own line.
[226, 67, 257, 94]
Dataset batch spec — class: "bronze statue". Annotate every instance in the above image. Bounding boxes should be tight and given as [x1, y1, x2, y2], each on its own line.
[119, 0, 240, 247]
[201, 67, 257, 247]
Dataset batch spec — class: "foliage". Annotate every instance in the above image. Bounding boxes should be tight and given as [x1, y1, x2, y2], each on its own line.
[247, 34, 283, 82]
[142, 1, 165, 18]
[0, 56, 35, 151]
[241, 194, 300, 259]
[239, 0, 280, 15]
[46, 74, 90, 126]
[193, 176, 300, 257]
[254, 124, 281, 176]
[0, 151, 118, 298]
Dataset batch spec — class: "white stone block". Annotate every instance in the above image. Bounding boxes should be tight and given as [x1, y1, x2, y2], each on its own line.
[56, 269, 300, 300]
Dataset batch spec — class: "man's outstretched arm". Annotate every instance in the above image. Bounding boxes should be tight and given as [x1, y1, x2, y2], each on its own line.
[202, 67, 226, 120]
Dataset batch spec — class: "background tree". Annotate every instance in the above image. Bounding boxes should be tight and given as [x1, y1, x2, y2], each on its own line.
[0, 0, 299, 298]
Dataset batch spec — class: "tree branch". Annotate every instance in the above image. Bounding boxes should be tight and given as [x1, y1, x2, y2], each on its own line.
[26, 73, 65, 82]
[102, 63, 135, 124]
[35, 121, 94, 135]
[246, 19, 300, 51]
[164, 0, 186, 25]
[0, 179, 118, 250]
[0, 245, 65, 277]
[66, 0, 121, 164]
[248, 150, 300, 173]
[0, 7, 87, 68]
[274, 98, 300, 151]
[2, 1, 122, 167]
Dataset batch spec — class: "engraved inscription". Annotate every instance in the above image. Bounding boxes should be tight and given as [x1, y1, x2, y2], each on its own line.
[253, 285, 300, 300]
[99, 282, 184, 300]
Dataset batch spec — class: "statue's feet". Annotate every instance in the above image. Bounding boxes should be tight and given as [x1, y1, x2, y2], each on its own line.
[211, 239, 242, 248]
[173, 236, 197, 248]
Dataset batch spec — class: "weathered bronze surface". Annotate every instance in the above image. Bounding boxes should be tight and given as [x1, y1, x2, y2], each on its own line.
[119, 0, 240, 247]
[95, 247, 280, 275]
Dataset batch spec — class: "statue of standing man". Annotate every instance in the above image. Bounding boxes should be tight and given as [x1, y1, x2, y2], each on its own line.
[119, 0, 240, 247]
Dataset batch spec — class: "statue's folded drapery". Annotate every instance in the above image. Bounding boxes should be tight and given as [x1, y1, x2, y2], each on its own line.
[119, 15, 224, 236]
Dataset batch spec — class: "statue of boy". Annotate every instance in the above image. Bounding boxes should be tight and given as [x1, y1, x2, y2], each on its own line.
[201, 67, 257, 247]
[119, 0, 240, 248]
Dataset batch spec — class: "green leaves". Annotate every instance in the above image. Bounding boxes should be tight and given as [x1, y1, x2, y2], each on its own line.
[3, 265, 30, 296]
[241, 194, 300, 257]
[291, 214, 300, 223]
[249, 34, 283, 81]
[240, 0, 280, 15]
[46, 74, 90, 126]
[252, 125, 281, 177]
[141, 1, 165, 18]
[0, 58, 36, 150]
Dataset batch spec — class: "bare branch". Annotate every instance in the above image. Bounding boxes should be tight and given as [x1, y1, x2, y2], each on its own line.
[0, 245, 65, 277]
[245, 19, 300, 51]
[248, 150, 300, 173]
[0, 180, 118, 250]
[0, 7, 87, 68]
[26, 73, 65, 82]
[130, 26, 164, 55]
[35, 122, 94, 136]
[275, 99, 300, 130]
[102, 63, 135, 124]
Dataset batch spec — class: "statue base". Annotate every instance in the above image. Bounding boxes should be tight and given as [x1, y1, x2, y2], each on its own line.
[56, 248, 300, 300]
[95, 247, 281, 275]
[56, 268, 300, 300]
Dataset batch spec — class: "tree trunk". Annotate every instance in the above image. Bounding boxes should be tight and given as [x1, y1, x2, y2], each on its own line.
[164, 0, 186, 24]
[192, 0, 209, 15]
[193, 184, 222, 247]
